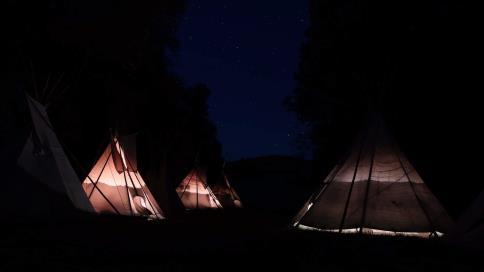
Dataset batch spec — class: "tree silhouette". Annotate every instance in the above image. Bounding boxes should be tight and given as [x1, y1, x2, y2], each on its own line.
[5, 0, 223, 215]
[287, 0, 480, 215]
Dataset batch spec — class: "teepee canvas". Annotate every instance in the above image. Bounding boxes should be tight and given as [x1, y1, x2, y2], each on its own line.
[293, 116, 452, 237]
[449, 190, 484, 248]
[82, 135, 163, 219]
[18, 95, 94, 212]
[176, 168, 222, 209]
[212, 175, 243, 208]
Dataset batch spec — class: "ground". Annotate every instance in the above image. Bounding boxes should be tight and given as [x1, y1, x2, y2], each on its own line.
[1, 210, 480, 272]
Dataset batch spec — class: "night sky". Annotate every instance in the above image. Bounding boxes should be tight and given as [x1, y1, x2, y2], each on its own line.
[172, 0, 309, 160]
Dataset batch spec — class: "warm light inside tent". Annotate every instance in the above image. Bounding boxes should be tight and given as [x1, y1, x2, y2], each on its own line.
[115, 140, 130, 170]
[82, 137, 163, 219]
[297, 224, 444, 238]
[176, 170, 222, 209]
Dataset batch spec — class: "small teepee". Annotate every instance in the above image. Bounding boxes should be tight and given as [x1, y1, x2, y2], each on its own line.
[82, 134, 163, 219]
[176, 168, 222, 210]
[293, 115, 452, 237]
[18, 94, 94, 212]
[212, 174, 243, 208]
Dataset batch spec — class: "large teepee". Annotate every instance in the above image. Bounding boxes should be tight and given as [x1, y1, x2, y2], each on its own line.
[293, 116, 452, 237]
[18, 94, 94, 212]
[449, 190, 484, 248]
[176, 168, 222, 209]
[82, 135, 163, 219]
[212, 174, 243, 208]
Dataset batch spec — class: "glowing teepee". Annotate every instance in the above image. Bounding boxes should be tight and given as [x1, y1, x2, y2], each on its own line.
[176, 168, 222, 210]
[82, 135, 163, 219]
[293, 116, 452, 237]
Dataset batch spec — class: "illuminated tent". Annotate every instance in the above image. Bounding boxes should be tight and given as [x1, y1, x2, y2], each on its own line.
[17, 94, 94, 212]
[82, 135, 163, 219]
[212, 174, 243, 208]
[176, 168, 222, 209]
[449, 190, 484, 248]
[293, 116, 452, 237]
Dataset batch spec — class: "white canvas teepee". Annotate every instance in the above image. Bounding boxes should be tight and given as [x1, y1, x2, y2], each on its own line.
[82, 135, 163, 219]
[293, 116, 453, 237]
[212, 175, 243, 208]
[449, 190, 484, 248]
[18, 95, 94, 212]
[176, 168, 222, 209]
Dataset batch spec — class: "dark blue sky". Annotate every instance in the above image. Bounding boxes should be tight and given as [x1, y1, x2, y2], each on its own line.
[172, 0, 309, 160]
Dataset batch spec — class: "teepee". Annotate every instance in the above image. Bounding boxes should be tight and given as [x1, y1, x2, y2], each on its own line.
[18, 94, 94, 212]
[449, 189, 484, 248]
[293, 116, 452, 237]
[212, 174, 243, 208]
[82, 135, 163, 219]
[176, 168, 222, 209]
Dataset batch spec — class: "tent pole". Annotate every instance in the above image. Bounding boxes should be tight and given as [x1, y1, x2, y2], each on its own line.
[125, 153, 161, 218]
[123, 158, 134, 215]
[292, 134, 358, 228]
[293, 162, 342, 227]
[196, 168, 199, 209]
[392, 141, 437, 233]
[25, 95, 120, 214]
[44, 72, 65, 105]
[131, 171, 160, 218]
[359, 127, 377, 234]
[179, 170, 194, 200]
[82, 169, 120, 215]
[40, 72, 51, 103]
[112, 134, 133, 216]
[339, 132, 366, 233]
[29, 60, 40, 101]
[87, 151, 113, 198]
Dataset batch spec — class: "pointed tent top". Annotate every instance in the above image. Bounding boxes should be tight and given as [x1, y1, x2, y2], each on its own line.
[176, 168, 222, 209]
[18, 94, 94, 212]
[293, 116, 453, 237]
[82, 135, 164, 219]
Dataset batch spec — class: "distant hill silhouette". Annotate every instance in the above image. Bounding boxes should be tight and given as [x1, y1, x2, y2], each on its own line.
[226, 155, 314, 219]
